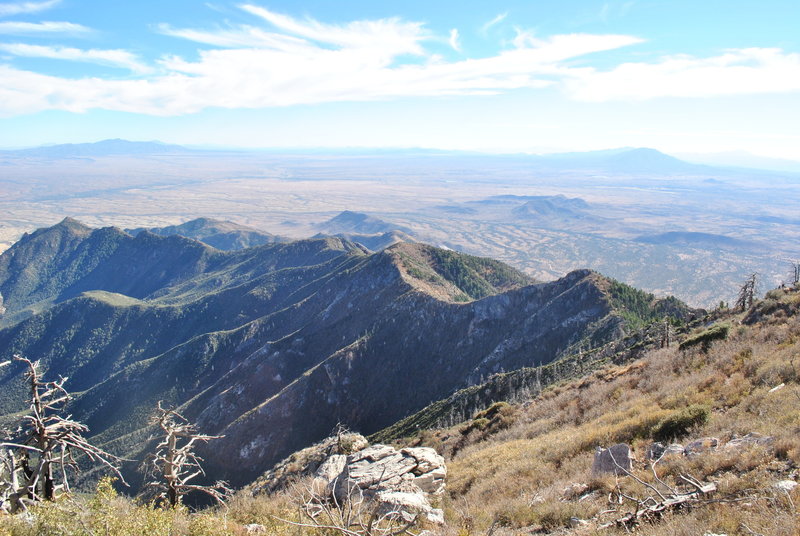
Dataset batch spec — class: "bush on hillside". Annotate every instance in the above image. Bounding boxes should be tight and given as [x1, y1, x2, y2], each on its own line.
[651, 404, 710, 442]
[678, 324, 730, 352]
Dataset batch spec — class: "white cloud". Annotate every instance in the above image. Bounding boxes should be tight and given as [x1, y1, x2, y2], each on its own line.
[0, 20, 89, 34]
[0, 30, 642, 116]
[0, 43, 152, 73]
[0, 0, 60, 17]
[239, 4, 428, 59]
[448, 28, 460, 52]
[481, 13, 507, 35]
[157, 23, 309, 51]
[565, 47, 800, 101]
[2, 6, 798, 119]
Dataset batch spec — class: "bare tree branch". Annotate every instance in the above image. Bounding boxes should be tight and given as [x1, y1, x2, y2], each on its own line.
[0, 355, 124, 513]
[140, 401, 230, 508]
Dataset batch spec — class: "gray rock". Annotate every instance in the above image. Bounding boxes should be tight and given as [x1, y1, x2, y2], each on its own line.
[375, 490, 444, 524]
[244, 524, 267, 534]
[312, 454, 347, 495]
[684, 437, 719, 457]
[314, 443, 447, 525]
[592, 444, 633, 475]
[723, 433, 774, 451]
[646, 442, 685, 461]
[774, 480, 798, 493]
[401, 447, 445, 475]
[348, 444, 398, 463]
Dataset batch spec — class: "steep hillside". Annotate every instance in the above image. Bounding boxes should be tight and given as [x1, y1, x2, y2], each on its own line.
[0, 220, 695, 492]
[377, 287, 800, 534]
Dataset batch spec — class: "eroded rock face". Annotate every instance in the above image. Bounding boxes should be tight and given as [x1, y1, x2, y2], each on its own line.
[592, 444, 633, 475]
[313, 444, 446, 525]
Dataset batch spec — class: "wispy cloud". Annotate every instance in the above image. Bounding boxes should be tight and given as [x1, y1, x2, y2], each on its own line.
[0, 43, 152, 73]
[157, 23, 309, 51]
[448, 28, 461, 52]
[0, 20, 89, 34]
[2, 7, 797, 118]
[0, 0, 60, 17]
[0, 28, 642, 116]
[565, 47, 800, 101]
[240, 4, 428, 58]
[481, 13, 507, 35]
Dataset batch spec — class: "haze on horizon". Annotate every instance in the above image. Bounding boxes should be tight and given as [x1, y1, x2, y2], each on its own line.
[0, 0, 798, 159]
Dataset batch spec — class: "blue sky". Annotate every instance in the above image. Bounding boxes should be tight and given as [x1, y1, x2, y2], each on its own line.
[0, 0, 798, 157]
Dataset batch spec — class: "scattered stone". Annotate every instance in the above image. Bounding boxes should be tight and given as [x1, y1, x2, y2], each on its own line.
[646, 442, 685, 461]
[684, 437, 719, 457]
[723, 433, 774, 451]
[569, 517, 590, 527]
[562, 482, 589, 500]
[774, 480, 798, 493]
[244, 524, 267, 534]
[592, 444, 633, 475]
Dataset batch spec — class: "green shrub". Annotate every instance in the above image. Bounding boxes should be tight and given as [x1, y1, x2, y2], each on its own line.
[651, 404, 710, 442]
[679, 324, 730, 352]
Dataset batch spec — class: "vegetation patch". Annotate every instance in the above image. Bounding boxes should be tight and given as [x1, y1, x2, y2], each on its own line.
[679, 323, 730, 351]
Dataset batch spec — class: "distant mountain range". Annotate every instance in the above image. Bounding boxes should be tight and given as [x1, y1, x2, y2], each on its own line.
[5, 139, 781, 175]
[0, 219, 695, 490]
[1, 139, 194, 158]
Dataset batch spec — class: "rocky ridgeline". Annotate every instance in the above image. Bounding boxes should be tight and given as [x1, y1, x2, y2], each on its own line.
[312, 444, 446, 524]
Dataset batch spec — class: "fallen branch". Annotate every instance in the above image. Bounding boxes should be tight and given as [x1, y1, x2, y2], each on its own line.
[599, 481, 716, 529]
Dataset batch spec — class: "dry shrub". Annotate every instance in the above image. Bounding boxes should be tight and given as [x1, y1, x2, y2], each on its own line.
[774, 435, 800, 465]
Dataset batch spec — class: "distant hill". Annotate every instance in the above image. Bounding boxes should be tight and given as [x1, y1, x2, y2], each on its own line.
[318, 211, 412, 235]
[502, 195, 607, 231]
[511, 195, 592, 220]
[3, 139, 193, 158]
[0, 219, 695, 491]
[127, 218, 288, 251]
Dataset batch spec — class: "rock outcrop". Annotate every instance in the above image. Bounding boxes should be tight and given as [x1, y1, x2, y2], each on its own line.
[313, 444, 446, 524]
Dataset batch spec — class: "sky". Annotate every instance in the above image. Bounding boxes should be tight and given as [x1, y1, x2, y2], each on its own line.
[0, 0, 798, 158]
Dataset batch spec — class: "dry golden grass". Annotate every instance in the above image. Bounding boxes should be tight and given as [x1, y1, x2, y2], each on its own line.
[424, 289, 800, 534]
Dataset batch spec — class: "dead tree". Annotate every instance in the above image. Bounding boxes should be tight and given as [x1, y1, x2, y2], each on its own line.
[735, 273, 758, 311]
[790, 260, 800, 287]
[141, 401, 230, 507]
[0, 355, 123, 512]
[660, 317, 672, 348]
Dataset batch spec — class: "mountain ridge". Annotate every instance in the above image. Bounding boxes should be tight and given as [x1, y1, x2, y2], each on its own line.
[0, 219, 697, 491]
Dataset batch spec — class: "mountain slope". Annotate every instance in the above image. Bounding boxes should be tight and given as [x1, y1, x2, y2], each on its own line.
[127, 218, 287, 251]
[0, 220, 695, 491]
